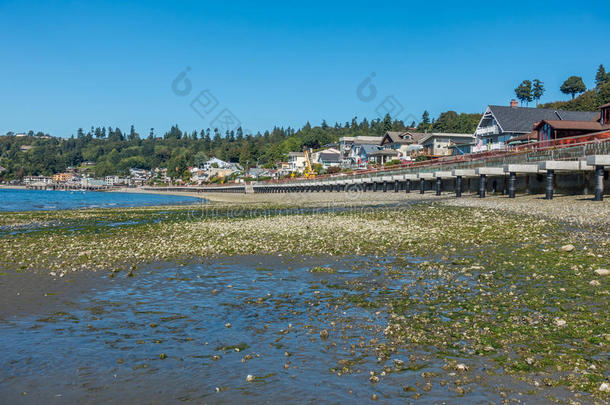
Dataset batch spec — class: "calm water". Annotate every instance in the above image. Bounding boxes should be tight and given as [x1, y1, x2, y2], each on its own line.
[0, 256, 571, 404]
[0, 189, 202, 211]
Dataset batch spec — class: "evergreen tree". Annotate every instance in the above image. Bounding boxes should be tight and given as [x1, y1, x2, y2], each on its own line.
[532, 79, 545, 106]
[514, 80, 533, 106]
[595, 64, 608, 87]
[421, 110, 430, 125]
[382, 113, 392, 133]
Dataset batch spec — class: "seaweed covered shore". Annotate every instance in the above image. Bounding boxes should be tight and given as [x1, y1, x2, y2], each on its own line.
[0, 199, 608, 400]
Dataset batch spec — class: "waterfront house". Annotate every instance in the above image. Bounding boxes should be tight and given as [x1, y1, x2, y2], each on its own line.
[203, 157, 230, 170]
[418, 133, 475, 156]
[529, 102, 610, 142]
[23, 176, 52, 185]
[380, 131, 426, 157]
[52, 172, 74, 183]
[312, 148, 341, 168]
[339, 136, 383, 166]
[448, 138, 476, 155]
[369, 148, 399, 165]
[288, 152, 307, 172]
[533, 120, 604, 142]
[474, 99, 599, 151]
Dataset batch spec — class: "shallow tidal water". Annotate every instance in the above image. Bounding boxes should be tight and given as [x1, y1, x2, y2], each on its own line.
[0, 189, 202, 211]
[1, 255, 577, 404]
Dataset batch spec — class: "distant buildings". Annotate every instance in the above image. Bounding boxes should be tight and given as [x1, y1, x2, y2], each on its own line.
[52, 172, 74, 183]
[23, 176, 53, 185]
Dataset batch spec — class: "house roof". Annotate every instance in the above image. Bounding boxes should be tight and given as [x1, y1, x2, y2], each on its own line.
[288, 152, 305, 157]
[381, 131, 427, 145]
[352, 136, 383, 145]
[487, 105, 599, 134]
[533, 120, 603, 131]
[418, 132, 474, 145]
[382, 131, 412, 145]
[318, 152, 341, 163]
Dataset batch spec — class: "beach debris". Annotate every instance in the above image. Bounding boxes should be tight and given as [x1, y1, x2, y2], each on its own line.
[594, 268, 609, 276]
[560, 244, 575, 252]
[246, 374, 255, 382]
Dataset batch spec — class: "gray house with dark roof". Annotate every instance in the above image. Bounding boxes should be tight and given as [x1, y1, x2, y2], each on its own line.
[474, 103, 599, 151]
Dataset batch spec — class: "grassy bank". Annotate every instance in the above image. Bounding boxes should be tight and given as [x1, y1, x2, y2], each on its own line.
[0, 202, 608, 398]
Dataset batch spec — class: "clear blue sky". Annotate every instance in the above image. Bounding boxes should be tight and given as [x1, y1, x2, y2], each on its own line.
[1, 0, 608, 137]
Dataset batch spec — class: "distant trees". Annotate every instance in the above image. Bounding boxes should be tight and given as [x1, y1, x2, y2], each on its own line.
[595, 64, 609, 87]
[421, 110, 430, 125]
[431, 111, 481, 133]
[514, 80, 533, 106]
[560, 76, 586, 99]
[532, 79, 545, 106]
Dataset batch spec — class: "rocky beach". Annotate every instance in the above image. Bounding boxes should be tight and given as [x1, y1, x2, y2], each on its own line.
[1, 192, 608, 403]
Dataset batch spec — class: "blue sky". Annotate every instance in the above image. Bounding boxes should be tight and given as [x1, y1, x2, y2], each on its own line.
[1, 0, 608, 137]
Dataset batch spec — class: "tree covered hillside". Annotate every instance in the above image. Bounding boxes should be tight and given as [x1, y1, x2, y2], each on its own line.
[538, 65, 610, 111]
[0, 111, 481, 181]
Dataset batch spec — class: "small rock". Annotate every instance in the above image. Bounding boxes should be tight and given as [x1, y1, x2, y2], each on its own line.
[455, 363, 468, 372]
[594, 269, 609, 276]
[159, 353, 167, 360]
[225, 323, 232, 328]
[599, 382, 610, 392]
[560, 244, 575, 252]
[246, 374, 255, 382]
[371, 394, 378, 400]
[554, 318, 567, 327]
[319, 329, 329, 340]
[590, 280, 600, 286]
[525, 357, 535, 365]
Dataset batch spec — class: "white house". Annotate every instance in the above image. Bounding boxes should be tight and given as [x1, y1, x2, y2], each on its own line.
[288, 152, 307, 172]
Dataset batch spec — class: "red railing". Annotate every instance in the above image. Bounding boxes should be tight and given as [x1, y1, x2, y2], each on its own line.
[266, 131, 610, 184]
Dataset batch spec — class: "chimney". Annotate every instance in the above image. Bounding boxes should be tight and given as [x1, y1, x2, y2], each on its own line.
[510, 99, 518, 108]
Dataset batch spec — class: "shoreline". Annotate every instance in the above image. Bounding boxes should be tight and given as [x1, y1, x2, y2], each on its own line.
[0, 197, 608, 400]
[111, 186, 208, 200]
